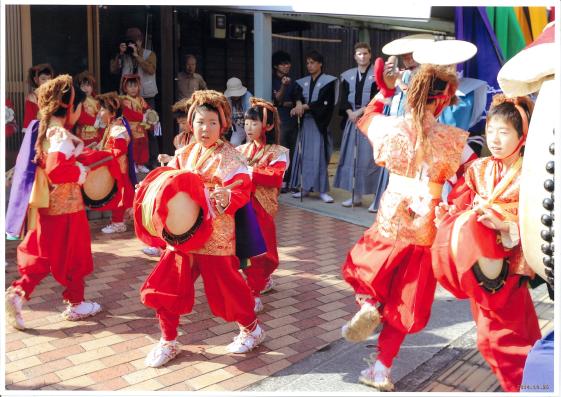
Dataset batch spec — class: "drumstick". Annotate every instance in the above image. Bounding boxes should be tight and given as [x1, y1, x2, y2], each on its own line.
[85, 142, 99, 149]
[209, 180, 244, 212]
[84, 156, 114, 170]
[208, 179, 243, 197]
[220, 179, 243, 190]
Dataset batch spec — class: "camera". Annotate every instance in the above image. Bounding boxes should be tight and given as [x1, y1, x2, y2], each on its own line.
[125, 40, 136, 55]
[120, 37, 136, 56]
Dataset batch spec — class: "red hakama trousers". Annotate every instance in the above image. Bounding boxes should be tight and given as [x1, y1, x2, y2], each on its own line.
[141, 251, 257, 341]
[342, 232, 437, 366]
[133, 136, 149, 166]
[470, 279, 541, 392]
[243, 199, 279, 296]
[13, 209, 94, 304]
[432, 211, 542, 391]
[112, 207, 125, 223]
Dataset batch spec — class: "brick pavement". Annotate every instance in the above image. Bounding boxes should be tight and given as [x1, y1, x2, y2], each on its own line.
[4, 205, 364, 392]
[4, 202, 554, 393]
[417, 292, 554, 393]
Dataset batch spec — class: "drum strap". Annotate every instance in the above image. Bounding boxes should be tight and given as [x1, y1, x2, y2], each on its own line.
[451, 157, 523, 265]
[481, 157, 522, 208]
[244, 142, 270, 166]
[188, 140, 223, 171]
[142, 169, 183, 236]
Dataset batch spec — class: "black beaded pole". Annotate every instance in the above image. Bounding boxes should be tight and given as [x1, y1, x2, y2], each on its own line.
[541, 139, 554, 299]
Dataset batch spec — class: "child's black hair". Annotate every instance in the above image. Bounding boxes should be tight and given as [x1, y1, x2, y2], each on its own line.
[487, 101, 531, 139]
[244, 106, 279, 145]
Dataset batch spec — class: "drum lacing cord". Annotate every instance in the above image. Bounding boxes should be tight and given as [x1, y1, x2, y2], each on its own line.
[162, 209, 204, 245]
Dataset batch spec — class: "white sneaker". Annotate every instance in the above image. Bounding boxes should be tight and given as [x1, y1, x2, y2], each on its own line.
[5, 286, 25, 330]
[319, 193, 334, 203]
[142, 246, 161, 257]
[227, 324, 265, 353]
[341, 301, 381, 342]
[358, 358, 395, 391]
[134, 164, 140, 173]
[101, 222, 127, 234]
[137, 165, 150, 173]
[260, 277, 275, 294]
[368, 201, 378, 213]
[254, 297, 264, 313]
[342, 198, 362, 207]
[62, 301, 102, 321]
[145, 338, 179, 367]
[292, 190, 309, 199]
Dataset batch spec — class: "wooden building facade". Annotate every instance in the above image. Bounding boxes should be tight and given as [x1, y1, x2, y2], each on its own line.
[5, 5, 454, 167]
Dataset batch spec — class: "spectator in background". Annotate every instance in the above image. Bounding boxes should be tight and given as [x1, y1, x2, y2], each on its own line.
[110, 27, 159, 169]
[272, 50, 299, 193]
[23, 63, 54, 132]
[333, 42, 383, 212]
[6, 99, 18, 139]
[224, 77, 252, 147]
[289, 50, 338, 204]
[73, 71, 102, 147]
[176, 54, 207, 101]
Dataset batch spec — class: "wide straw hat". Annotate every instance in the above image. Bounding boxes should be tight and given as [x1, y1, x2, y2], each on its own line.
[224, 77, 248, 97]
[497, 22, 555, 96]
[413, 39, 477, 65]
[381, 33, 435, 56]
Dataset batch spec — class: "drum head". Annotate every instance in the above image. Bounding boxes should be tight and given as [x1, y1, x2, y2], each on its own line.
[82, 166, 118, 207]
[165, 191, 201, 236]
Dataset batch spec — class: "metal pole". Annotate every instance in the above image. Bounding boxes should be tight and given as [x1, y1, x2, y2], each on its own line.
[297, 116, 303, 202]
[351, 125, 358, 209]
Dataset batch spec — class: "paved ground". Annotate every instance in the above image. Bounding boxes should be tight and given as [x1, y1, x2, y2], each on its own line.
[4, 206, 365, 392]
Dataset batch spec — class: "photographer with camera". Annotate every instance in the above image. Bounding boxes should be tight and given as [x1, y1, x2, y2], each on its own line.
[110, 27, 159, 169]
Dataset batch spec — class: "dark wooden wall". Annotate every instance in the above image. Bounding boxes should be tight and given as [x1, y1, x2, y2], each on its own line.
[175, 9, 254, 95]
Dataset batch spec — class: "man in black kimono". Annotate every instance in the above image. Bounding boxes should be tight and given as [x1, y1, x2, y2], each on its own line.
[289, 50, 338, 203]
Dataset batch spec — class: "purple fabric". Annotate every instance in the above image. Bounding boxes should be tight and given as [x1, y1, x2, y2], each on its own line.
[5, 120, 39, 237]
[455, 7, 505, 132]
[121, 117, 138, 186]
[235, 202, 267, 259]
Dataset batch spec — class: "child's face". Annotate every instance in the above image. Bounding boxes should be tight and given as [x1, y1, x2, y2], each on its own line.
[99, 107, 113, 125]
[125, 81, 139, 97]
[244, 118, 264, 142]
[80, 81, 93, 96]
[486, 116, 521, 159]
[34, 73, 52, 88]
[177, 117, 189, 133]
[193, 108, 221, 148]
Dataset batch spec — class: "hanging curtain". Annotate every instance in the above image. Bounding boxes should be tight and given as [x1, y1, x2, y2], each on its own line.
[486, 7, 527, 61]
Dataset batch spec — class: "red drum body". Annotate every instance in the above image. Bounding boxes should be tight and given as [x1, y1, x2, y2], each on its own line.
[133, 167, 212, 252]
[78, 149, 119, 209]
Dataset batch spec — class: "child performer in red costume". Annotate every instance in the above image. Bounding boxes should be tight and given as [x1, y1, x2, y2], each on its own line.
[141, 98, 194, 258]
[120, 74, 151, 173]
[5, 75, 102, 330]
[432, 95, 540, 392]
[95, 92, 137, 234]
[172, 97, 195, 149]
[74, 71, 102, 147]
[23, 63, 54, 132]
[236, 98, 289, 312]
[157, 97, 195, 167]
[141, 90, 265, 368]
[341, 62, 468, 391]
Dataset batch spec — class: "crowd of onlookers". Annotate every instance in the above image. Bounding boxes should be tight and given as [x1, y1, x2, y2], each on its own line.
[8, 25, 389, 209]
